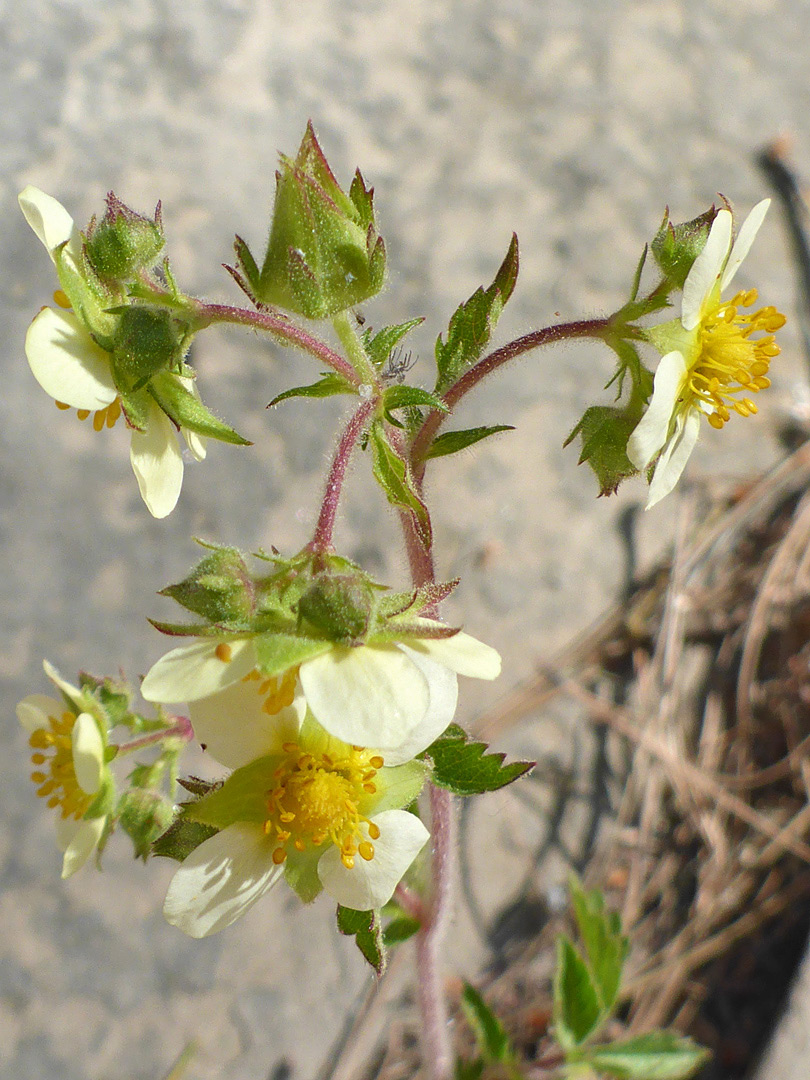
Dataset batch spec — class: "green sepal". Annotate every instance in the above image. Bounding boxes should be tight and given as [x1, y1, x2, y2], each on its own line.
[118, 787, 176, 859]
[651, 205, 717, 290]
[372, 759, 430, 814]
[382, 915, 421, 946]
[379, 578, 459, 619]
[553, 935, 603, 1050]
[84, 193, 164, 283]
[363, 318, 424, 367]
[460, 983, 514, 1065]
[233, 234, 261, 296]
[574, 1032, 710, 1080]
[184, 756, 275, 829]
[159, 545, 255, 625]
[78, 672, 133, 728]
[151, 817, 218, 862]
[564, 405, 640, 497]
[569, 877, 629, 1013]
[369, 421, 432, 548]
[267, 372, 356, 408]
[336, 905, 386, 975]
[84, 772, 117, 820]
[148, 371, 250, 445]
[297, 574, 376, 643]
[284, 847, 324, 903]
[422, 724, 534, 796]
[117, 382, 153, 433]
[253, 632, 333, 677]
[425, 425, 515, 460]
[257, 123, 386, 318]
[110, 306, 184, 392]
[435, 233, 518, 395]
[147, 619, 233, 638]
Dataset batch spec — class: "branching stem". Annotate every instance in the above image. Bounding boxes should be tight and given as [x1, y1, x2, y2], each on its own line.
[309, 399, 376, 552]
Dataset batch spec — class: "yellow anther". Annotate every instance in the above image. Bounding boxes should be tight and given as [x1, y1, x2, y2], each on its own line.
[215, 643, 232, 662]
[55, 400, 71, 411]
[92, 409, 105, 432]
[272, 848, 287, 865]
[77, 409, 90, 421]
[368, 822, 381, 840]
[358, 842, 374, 861]
[53, 289, 71, 309]
[369, 756, 384, 769]
[341, 854, 355, 869]
[281, 742, 298, 754]
[363, 783, 377, 794]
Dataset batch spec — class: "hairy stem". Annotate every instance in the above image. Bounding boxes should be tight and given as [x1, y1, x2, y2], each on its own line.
[116, 715, 194, 756]
[309, 399, 376, 552]
[410, 317, 612, 475]
[197, 302, 359, 384]
[415, 783, 457, 1080]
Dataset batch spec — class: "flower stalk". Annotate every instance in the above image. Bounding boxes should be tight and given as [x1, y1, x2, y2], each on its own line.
[309, 398, 376, 552]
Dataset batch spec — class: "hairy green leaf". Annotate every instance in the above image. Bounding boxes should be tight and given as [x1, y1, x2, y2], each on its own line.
[382, 915, 421, 946]
[581, 1032, 710, 1079]
[564, 405, 640, 497]
[149, 371, 250, 445]
[423, 724, 533, 796]
[337, 905, 386, 974]
[553, 935, 603, 1049]
[369, 421, 432, 548]
[461, 983, 513, 1064]
[435, 234, 518, 395]
[151, 817, 218, 862]
[569, 877, 629, 1013]
[363, 318, 424, 367]
[383, 385, 448, 414]
[267, 372, 356, 408]
[425, 425, 515, 460]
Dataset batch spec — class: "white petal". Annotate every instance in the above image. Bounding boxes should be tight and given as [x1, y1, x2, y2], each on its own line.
[317, 809, 429, 910]
[382, 648, 458, 766]
[163, 824, 282, 938]
[18, 186, 78, 260]
[627, 351, 688, 470]
[646, 408, 701, 508]
[300, 645, 430, 750]
[404, 624, 501, 680]
[141, 638, 257, 703]
[25, 307, 117, 410]
[71, 713, 104, 795]
[42, 659, 85, 710]
[682, 209, 732, 331]
[178, 377, 208, 461]
[129, 404, 184, 518]
[189, 679, 304, 770]
[17, 694, 61, 734]
[720, 199, 770, 292]
[58, 816, 105, 878]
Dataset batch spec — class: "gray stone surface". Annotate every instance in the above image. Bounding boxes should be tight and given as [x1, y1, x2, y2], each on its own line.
[2, 1, 809, 1078]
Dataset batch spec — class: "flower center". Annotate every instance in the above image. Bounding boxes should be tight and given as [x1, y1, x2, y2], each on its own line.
[55, 397, 122, 432]
[264, 743, 384, 869]
[686, 288, 785, 429]
[28, 709, 91, 821]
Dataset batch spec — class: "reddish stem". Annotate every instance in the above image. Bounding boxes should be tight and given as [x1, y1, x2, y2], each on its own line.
[308, 399, 375, 552]
[410, 317, 612, 476]
[116, 714, 194, 755]
[198, 302, 359, 384]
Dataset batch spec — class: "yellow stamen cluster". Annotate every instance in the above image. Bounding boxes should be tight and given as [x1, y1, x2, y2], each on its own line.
[55, 397, 122, 431]
[28, 709, 91, 820]
[242, 667, 298, 715]
[263, 743, 384, 869]
[687, 289, 785, 429]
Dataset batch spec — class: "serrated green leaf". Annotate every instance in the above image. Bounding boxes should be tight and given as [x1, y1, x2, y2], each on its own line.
[149, 371, 250, 445]
[461, 983, 513, 1065]
[425, 425, 515, 460]
[382, 915, 421, 946]
[337, 905, 386, 974]
[383, 385, 449, 413]
[435, 234, 518, 395]
[369, 421, 432, 548]
[564, 405, 640, 497]
[253, 632, 332, 677]
[569, 878, 629, 1014]
[553, 935, 603, 1050]
[267, 372, 356, 408]
[581, 1032, 710, 1080]
[364, 318, 424, 367]
[423, 724, 533, 796]
[151, 817, 218, 862]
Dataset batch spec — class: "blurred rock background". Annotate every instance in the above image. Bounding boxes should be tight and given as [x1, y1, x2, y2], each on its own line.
[1, 1, 809, 1077]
